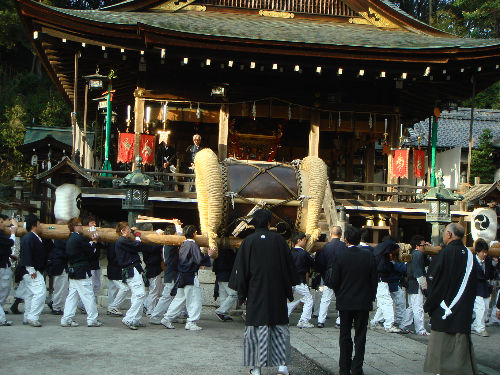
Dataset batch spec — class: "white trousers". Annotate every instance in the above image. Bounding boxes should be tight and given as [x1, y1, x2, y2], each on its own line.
[287, 283, 314, 322]
[216, 281, 238, 315]
[122, 267, 146, 325]
[489, 289, 500, 323]
[62, 276, 99, 325]
[151, 281, 176, 320]
[401, 290, 426, 334]
[51, 271, 69, 311]
[0, 267, 12, 323]
[78, 269, 101, 309]
[390, 286, 406, 326]
[143, 274, 164, 315]
[371, 281, 394, 329]
[471, 296, 490, 333]
[318, 283, 334, 324]
[14, 279, 26, 299]
[23, 271, 47, 322]
[166, 276, 202, 323]
[107, 279, 129, 309]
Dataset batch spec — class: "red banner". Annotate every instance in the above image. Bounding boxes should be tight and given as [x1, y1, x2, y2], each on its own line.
[413, 149, 426, 179]
[392, 149, 409, 179]
[140, 134, 156, 165]
[117, 133, 135, 163]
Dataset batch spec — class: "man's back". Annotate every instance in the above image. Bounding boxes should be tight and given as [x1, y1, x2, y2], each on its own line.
[315, 238, 346, 278]
[332, 246, 377, 311]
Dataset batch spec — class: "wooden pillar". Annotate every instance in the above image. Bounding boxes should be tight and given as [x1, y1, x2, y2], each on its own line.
[365, 141, 375, 183]
[308, 110, 320, 157]
[390, 213, 399, 240]
[345, 144, 354, 182]
[72, 52, 79, 156]
[132, 89, 145, 170]
[218, 104, 229, 162]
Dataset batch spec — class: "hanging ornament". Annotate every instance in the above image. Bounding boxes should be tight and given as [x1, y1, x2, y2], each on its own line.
[328, 112, 332, 129]
[288, 104, 292, 120]
[241, 102, 246, 117]
[369, 113, 373, 129]
[196, 102, 201, 119]
[252, 101, 256, 120]
[338, 112, 342, 127]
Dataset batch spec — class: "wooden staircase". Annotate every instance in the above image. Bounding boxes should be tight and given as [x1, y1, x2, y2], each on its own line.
[319, 182, 339, 241]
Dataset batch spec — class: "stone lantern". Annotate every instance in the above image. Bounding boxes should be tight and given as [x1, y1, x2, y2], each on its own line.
[421, 170, 463, 245]
[113, 156, 162, 226]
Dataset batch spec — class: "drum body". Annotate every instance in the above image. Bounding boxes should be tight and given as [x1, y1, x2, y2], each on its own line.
[221, 160, 301, 237]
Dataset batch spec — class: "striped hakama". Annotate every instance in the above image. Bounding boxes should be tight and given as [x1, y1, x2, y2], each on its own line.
[244, 325, 291, 367]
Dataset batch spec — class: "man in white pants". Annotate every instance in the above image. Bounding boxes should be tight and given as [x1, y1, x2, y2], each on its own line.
[114, 222, 146, 330]
[150, 221, 185, 325]
[0, 214, 16, 326]
[162, 225, 213, 330]
[105, 242, 126, 316]
[213, 247, 238, 322]
[401, 235, 429, 335]
[471, 239, 494, 337]
[47, 237, 69, 315]
[140, 223, 164, 316]
[371, 237, 401, 333]
[314, 226, 345, 328]
[60, 218, 102, 327]
[287, 232, 314, 328]
[18, 215, 47, 327]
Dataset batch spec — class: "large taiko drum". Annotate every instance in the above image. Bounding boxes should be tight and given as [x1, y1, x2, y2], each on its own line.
[220, 160, 301, 237]
[194, 148, 327, 253]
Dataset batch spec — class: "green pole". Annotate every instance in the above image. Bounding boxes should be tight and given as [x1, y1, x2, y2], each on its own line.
[102, 81, 112, 174]
[430, 115, 438, 187]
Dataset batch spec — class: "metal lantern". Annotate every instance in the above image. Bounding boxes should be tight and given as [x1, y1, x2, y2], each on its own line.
[113, 156, 162, 226]
[421, 170, 463, 245]
[83, 69, 108, 92]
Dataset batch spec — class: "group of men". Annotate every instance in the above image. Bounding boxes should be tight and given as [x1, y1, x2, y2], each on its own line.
[0, 213, 238, 331]
[2, 209, 500, 375]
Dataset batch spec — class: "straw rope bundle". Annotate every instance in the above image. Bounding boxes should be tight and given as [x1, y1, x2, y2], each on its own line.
[299, 156, 328, 252]
[194, 149, 223, 256]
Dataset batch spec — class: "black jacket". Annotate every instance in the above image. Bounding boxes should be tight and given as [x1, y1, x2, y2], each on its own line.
[163, 245, 179, 283]
[106, 242, 122, 281]
[212, 248, 236, 283]
[475, 255, 495, 298]
[424, 239, 478, 334]
[142, 244, 163, 279]
[115, 236, 142, 268]
[229, 228, 298, 326]
[19, 231, 47, 273]
[315, 238, 347, 280]
[332, 245, 377, 311]
[47, 239, 67, 276]
[290, 246, 313, 284]
[373, 240, 398, 282]
[156, 142, 177, 170]
[0, 232, 14, 268]
[66, 232, 94, 279]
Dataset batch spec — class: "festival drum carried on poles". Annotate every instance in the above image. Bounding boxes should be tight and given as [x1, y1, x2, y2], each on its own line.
[194, 149, 328, 254]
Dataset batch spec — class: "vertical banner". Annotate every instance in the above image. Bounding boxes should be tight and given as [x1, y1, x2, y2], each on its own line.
[140, 134, 156, 165]
[413, 149, 426, 179]
[117, 132, 135, 163]
[393, 149, 409, 179]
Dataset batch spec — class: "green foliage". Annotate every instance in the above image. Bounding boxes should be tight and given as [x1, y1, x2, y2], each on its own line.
[470, 129, 496, 184]
[462, 82, 500, 110]
[0, 100, 28, 180]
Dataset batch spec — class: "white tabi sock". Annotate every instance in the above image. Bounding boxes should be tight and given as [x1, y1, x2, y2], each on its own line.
[278, 365, 289, 374]
[250, 367, 261, 375]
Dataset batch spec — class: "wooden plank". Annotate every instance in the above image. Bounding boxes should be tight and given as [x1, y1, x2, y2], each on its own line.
[308, 110, 320, 157]
[132, 90, 145, 169]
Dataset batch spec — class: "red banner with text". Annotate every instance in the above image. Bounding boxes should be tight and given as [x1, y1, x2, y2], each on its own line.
[117, 133, 135, 164]
[140, 134, 156, 165]
[392, 149, 409, 179]
[413, 149, 426, 179]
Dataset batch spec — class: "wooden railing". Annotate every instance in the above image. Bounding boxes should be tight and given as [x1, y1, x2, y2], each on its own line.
[330, 181, 432, 203]
[83, 169, 197, 192]
[198, 0, 356, 16]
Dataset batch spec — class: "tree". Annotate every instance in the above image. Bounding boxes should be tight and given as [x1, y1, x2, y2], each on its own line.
[470, 129, 496, 184]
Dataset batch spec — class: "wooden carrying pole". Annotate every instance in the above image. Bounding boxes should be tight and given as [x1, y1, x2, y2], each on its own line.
[5, 224, 500, 258]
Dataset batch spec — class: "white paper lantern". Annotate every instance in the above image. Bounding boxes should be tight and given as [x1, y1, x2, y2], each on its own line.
[471, 207, 497, 243]
[54, 183, 82, 221]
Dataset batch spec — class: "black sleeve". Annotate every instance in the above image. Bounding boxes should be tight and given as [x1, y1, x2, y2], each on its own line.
[120, 238, 142, 254]
[370, 254, 378, 301]
[423, 250, 445, 314]
[331, 256, 341, 294]
[0, 235, 14, 256]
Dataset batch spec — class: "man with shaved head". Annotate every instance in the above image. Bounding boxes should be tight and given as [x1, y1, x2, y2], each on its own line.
[424, 223, 479, 375]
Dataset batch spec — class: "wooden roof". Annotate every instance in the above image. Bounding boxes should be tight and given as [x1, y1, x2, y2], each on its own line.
[15, 0, 500, 123]
[462, 181, 500, 203]
[35, 156, 96, 185]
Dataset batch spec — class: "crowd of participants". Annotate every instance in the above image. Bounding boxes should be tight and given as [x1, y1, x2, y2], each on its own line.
[1, 210, 499, 375]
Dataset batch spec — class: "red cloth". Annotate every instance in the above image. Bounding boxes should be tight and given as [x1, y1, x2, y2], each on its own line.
[413, 149, 426, 179]
[117, 133, 135, 163]
[140, 134, 155, 165]
[392, 149, 409, 179]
